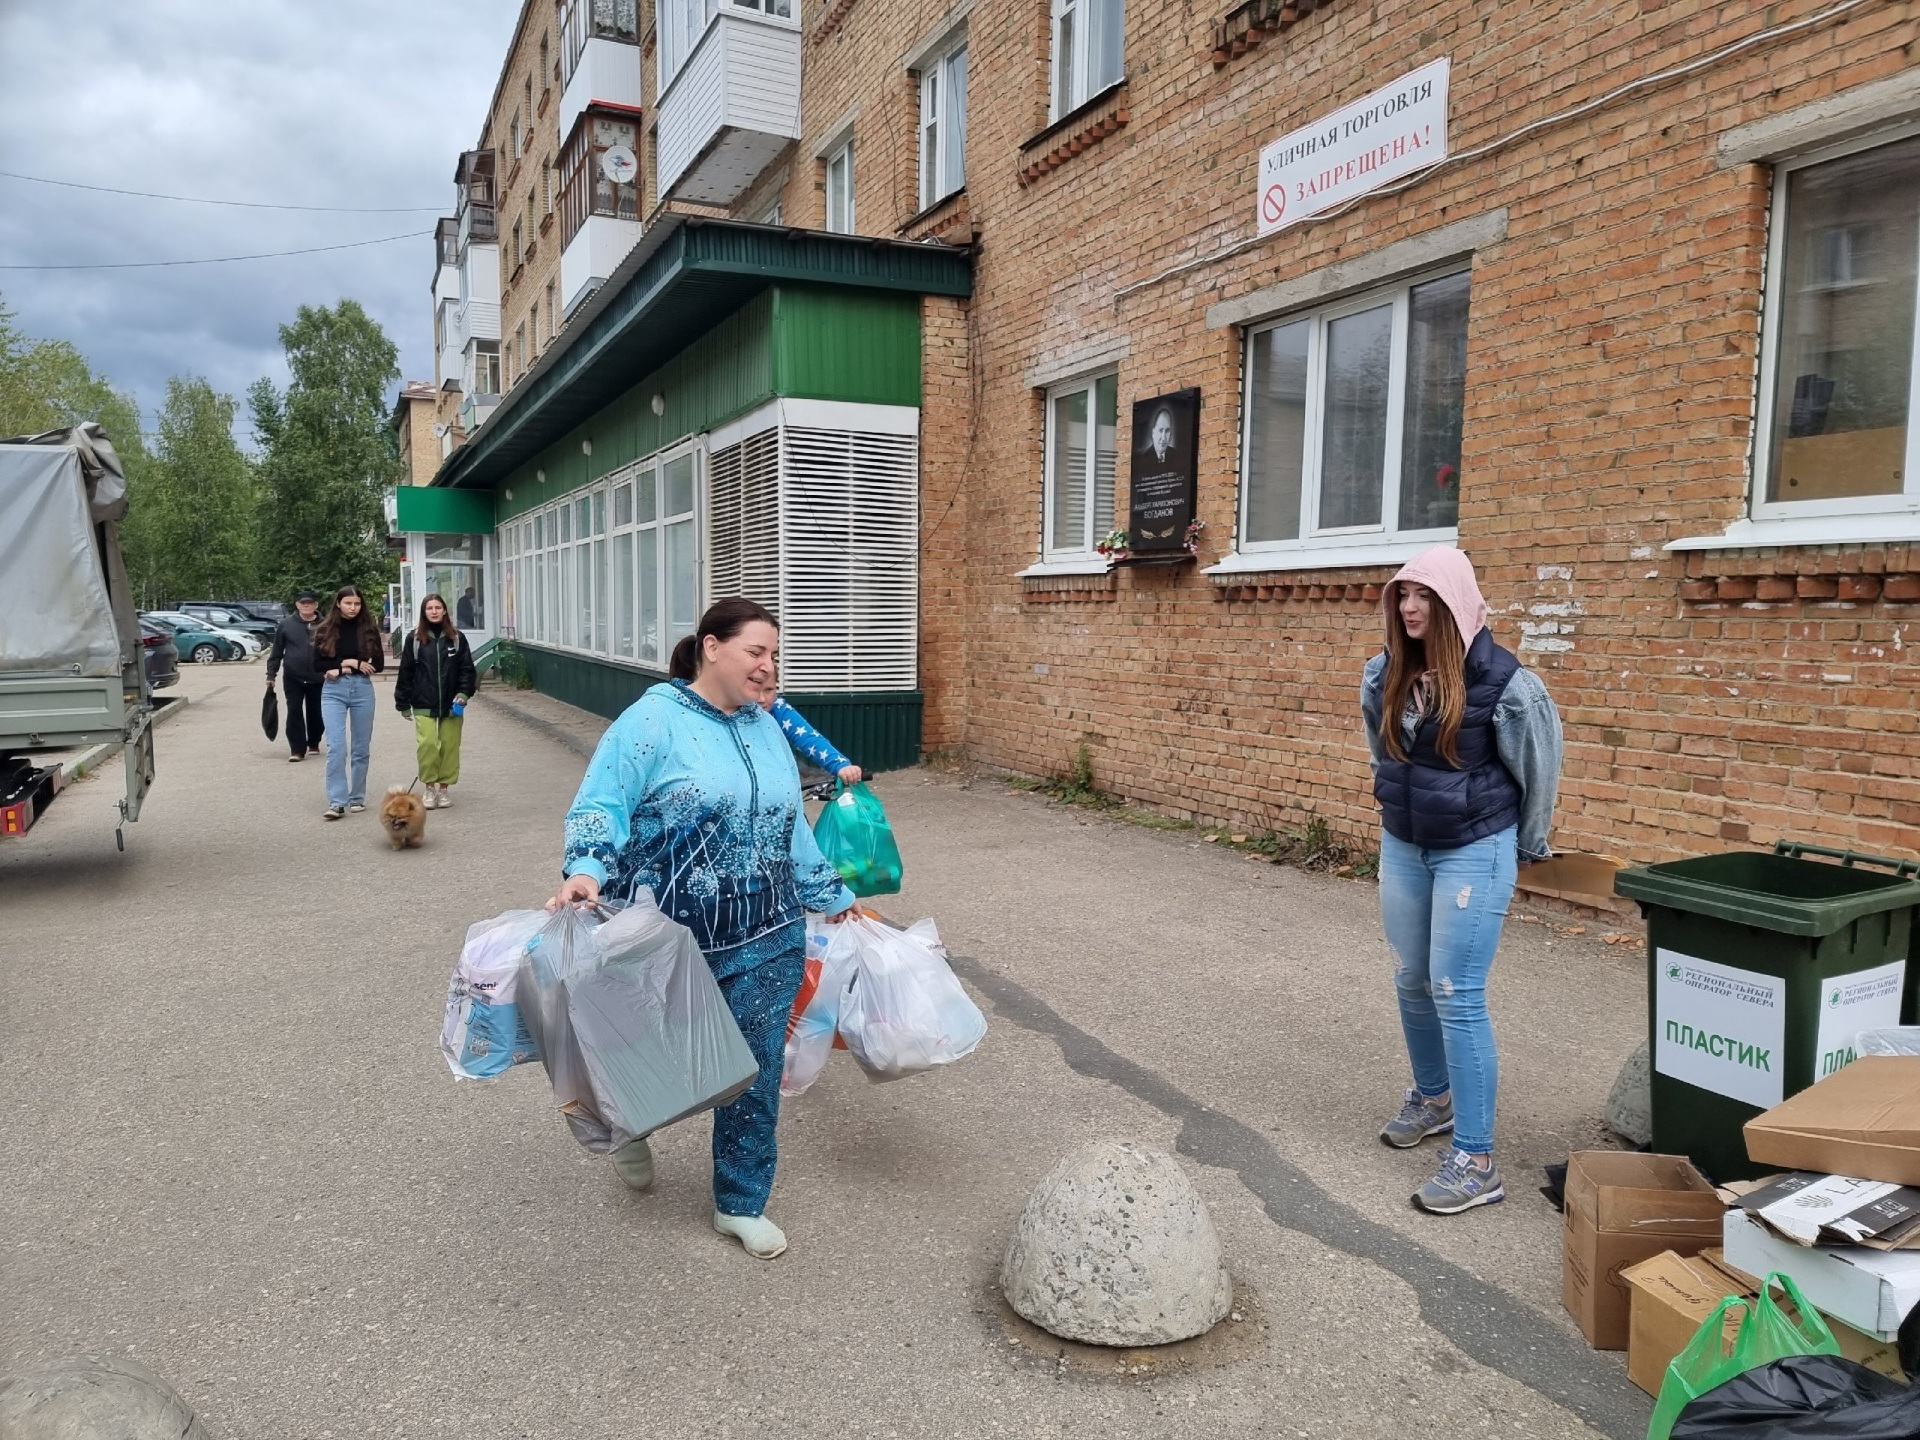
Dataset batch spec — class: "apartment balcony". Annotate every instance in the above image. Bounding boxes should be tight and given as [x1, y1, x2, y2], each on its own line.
[459, 299, 501, 347]
[460, 393, 500, 435]
[561, 213, 643, 316]
[560, 36, 643, 142]
[656, 6, 800, 207]
[437, 299, 464, 390]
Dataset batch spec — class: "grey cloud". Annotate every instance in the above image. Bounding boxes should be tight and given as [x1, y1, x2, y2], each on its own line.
[0, 0, 521, 441]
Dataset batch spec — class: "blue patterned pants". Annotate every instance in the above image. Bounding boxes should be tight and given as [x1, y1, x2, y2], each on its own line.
[711, 948, 805, 1216]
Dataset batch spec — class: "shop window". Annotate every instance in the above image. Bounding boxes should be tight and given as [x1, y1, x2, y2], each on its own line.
[559, 113, 641, 248]
[1239, 266, 1469, 555]
[825, 140, 855, 234]
[917, 40, 968, 211]
[425, 534, 487, 631]
[1043, 372, 1118, 561]
[1755, 130, 1920, 518]
[1050, 0, 1122, 123]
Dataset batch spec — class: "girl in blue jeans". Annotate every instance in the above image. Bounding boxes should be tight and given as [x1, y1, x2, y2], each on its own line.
[312, 585, 386, 819]
[1361, 546, 1562, 1215]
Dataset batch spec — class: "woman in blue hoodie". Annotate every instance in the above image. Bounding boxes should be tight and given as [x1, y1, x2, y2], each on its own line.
[549, 598, 855, 1259]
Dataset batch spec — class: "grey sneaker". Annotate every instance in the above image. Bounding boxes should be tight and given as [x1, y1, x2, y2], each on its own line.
[1413, 1148, 1505, 1215]
[347, 801, 366, 813]
[323, 805, 344, 821]
[1380, 1088, 1455, 1148]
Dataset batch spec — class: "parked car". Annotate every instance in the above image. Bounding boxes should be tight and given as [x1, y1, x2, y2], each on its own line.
[229, 600, 288, 623]
[144, 610, 257, 659]
[140, 613, 246, 664]
[139, 619, 180, 690]
[175, 602, 277, 642]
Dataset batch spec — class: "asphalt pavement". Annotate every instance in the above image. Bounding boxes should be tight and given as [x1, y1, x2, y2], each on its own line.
[0, 665, 1653, 1438]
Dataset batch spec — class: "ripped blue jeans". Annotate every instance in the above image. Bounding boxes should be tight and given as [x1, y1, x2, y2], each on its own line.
[1378, 827, 1517, 1155]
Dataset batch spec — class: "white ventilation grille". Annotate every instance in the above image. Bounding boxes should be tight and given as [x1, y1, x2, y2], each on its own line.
[705, 428, 782, 616]
[704, 420, 918, 693]
[779, 427, 918, 691]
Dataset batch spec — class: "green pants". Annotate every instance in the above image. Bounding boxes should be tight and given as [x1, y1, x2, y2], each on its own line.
[413, 712, 464, 785]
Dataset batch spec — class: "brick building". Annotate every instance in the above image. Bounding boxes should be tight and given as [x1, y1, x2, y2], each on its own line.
[412, 0, 1920, 863]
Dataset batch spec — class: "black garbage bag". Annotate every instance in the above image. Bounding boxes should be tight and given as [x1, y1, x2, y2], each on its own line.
[261, 687, 279, 741]
[1671, 1354, 1918, 1440]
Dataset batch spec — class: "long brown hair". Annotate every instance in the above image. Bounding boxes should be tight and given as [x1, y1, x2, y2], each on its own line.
[1381, 583, 1469, 767]
[312, 585, 382, 658]
[414, 593, 458, 647]
[670, 597, 779, 681]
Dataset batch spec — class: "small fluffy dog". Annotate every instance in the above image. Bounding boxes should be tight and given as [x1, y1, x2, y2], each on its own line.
[380, 784, 426, 850]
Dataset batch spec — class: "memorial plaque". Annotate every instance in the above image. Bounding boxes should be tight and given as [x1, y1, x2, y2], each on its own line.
[1128, 389, 1200, 554]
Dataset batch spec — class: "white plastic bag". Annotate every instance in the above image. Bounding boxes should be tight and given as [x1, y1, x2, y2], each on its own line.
[514, 904, 613, 1149]
[1856, 1026, 1920, 1057]
[441, 908, 547, 1079]
[782, 916, 851, 1097]
[829, 913, 986, 1082]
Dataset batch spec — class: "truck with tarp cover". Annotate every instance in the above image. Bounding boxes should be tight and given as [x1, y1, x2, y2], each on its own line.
[0, 423, 156, 846]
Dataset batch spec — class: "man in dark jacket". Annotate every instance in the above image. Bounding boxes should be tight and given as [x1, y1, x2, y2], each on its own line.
[267, 590, 326, 762]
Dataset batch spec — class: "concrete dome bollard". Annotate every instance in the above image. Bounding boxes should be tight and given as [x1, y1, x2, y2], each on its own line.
[1001, 1139, 1232, 1346]
[0, 1354, 214, 1439]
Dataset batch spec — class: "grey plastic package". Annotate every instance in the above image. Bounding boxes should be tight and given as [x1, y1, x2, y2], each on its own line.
[515, 899, 758, 1153]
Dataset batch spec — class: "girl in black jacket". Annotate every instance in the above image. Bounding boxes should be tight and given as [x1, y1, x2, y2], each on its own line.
[395, 595, 477, 809]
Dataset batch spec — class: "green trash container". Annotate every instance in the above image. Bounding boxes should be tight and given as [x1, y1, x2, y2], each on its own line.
[1613, 846, 1920, 1183]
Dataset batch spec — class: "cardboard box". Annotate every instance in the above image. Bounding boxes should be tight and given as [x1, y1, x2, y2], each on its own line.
[1745, 1056, 1920, 1186]
[1624, 1248, 1906, 1396]
[1562, 1151, 1725, 1350]
[1729, 1170, 1920, 1249]
[1723, 1206, 1920, 1341]
[1620, 1250, 1749, 1395]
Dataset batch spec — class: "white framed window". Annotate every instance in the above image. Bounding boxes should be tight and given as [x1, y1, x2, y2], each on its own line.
[1753, 127, 1920, 521]
[917, 40, 968, 212]
[825, 140, 855, 234]
[1049, 0, 1122, 123]
[1237, 266, 1470, 560]
[1042, 372, 1118, 561]
[605, 443, 702, 666]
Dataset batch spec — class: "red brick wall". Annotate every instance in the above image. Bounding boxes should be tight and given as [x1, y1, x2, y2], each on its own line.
[787, 0, 1920, 863]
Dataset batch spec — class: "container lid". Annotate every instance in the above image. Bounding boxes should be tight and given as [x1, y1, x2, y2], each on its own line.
[1614, 852, 1920, 937]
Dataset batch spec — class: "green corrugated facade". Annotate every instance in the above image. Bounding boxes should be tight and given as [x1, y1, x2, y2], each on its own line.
[494, 284, 919, 525]
[503, 643, 921, 772]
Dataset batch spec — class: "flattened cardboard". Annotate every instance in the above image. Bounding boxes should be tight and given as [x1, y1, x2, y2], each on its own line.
[1744, 1056, 1920, 1186]
[1730, 1170, 1920, 1249]
[1723, 1206, 1920, 1341]
[1562, 1151, 1724, 1350]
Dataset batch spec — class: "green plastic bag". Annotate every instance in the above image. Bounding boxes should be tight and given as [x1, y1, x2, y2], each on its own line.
[812, 781, 904, 897]
[1647, 1271, 1841, 1440]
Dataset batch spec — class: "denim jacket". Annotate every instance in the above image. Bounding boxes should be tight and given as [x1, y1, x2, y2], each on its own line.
[1361, 652, 1564, 861]
[562, 681, 855, 978]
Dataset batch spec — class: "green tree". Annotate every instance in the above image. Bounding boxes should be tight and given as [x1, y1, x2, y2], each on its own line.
[139, 377, 259, 604]
[250, 299, 402, 599]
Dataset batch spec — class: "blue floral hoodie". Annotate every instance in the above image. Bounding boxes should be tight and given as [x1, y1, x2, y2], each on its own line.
[562, 680, 855, 979]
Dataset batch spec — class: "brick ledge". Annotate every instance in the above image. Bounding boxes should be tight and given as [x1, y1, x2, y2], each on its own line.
[1210, 565, 1395, 602]
[1018, 87, 1129, 188]
[1211, 0, 1338, 68]
[812, 0, 858, 44]
[1022, 571, 1118, 601]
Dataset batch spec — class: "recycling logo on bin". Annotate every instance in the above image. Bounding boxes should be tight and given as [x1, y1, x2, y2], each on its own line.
[1653, 950, 1787, 1109]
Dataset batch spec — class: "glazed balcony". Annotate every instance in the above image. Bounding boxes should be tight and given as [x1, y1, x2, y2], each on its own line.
[656, 2, 800, 207]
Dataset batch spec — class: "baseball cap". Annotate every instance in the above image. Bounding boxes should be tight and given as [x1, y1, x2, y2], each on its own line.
[295, 589, 319, 602]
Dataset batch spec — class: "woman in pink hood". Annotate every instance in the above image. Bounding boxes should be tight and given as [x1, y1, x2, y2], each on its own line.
[1361, 545, 1563, 1215]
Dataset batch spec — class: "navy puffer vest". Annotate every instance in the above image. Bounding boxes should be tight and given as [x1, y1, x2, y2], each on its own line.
[1373, 627, 1522, 850]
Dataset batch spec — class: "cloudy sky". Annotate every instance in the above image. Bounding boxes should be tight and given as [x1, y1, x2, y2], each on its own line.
[0, 0, 522, 442]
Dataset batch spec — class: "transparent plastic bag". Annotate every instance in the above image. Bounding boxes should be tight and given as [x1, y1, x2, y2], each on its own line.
[813, 782, 904, 897]
[1857, 1027, 1920, 1057]
[830, 913, 985, 1082]
[1649, 1273, 1842, 1440]
[782, 916, 852, 1097]
[441, 908, 547, 1079]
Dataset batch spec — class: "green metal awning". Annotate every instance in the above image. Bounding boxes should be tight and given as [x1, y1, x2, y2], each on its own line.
[393, 484, 495, 533]
[431, 216, 972, 493]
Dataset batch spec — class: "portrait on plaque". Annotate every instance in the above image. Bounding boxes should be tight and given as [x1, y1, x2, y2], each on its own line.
[1128, 388, 1200, 552]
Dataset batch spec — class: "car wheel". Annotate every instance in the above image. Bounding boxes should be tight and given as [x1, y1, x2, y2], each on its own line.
[192, 644, 221, 664]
